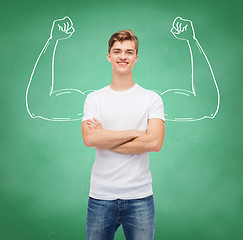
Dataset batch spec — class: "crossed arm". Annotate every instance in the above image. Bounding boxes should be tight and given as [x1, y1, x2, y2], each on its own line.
[81, 118, 165, 155]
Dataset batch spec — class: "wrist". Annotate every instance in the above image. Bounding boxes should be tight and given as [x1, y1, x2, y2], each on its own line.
[188, 36, 197, 43]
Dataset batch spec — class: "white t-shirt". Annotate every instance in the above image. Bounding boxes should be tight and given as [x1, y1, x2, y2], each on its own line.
[82, 83, 165, 200]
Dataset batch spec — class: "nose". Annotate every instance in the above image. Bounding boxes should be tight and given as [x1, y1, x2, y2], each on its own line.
[119, 51, 127, 60]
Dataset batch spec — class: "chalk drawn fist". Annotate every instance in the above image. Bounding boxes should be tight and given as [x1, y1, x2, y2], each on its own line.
[50, 16, 75, 41]
[170, 17, 195, 41]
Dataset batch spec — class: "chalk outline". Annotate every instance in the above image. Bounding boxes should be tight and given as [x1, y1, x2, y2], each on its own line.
[26, 17, 95, 121]
[153, 16, 220, 121]
[26, 16, 220, 122]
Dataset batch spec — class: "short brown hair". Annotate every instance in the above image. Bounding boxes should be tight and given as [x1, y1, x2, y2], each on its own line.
[108, 30, 139, 54]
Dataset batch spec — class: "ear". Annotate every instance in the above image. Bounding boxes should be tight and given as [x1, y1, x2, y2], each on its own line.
[107, 53, 111, 62]
[135, 54, 138, 63]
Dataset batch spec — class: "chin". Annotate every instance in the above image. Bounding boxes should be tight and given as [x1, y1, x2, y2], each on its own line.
[117, 70, 132, 75]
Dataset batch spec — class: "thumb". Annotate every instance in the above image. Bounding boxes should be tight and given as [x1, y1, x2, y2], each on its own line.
[170, 27, 179, 35]
[67, 26, 75, 35]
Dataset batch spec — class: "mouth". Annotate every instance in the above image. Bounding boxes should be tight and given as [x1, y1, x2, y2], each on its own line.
[117, 62, 129, 66]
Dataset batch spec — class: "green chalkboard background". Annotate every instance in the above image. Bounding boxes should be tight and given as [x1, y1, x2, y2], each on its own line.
[1, 0, 242, 239]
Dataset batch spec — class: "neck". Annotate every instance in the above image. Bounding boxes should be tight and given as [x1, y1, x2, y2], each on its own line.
[110, 71, 135, 91]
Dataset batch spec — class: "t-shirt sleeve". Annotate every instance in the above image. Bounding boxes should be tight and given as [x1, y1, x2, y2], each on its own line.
[82, 93, 98, 122]
[148, 93, 165, 122]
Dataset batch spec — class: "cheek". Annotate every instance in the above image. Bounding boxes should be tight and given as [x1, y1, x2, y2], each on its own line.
[131, 58, 137, 64]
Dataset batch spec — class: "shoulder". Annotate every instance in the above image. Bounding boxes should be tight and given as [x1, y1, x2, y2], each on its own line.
[85, 86, 109, 100]
[136, 84, 162, 99]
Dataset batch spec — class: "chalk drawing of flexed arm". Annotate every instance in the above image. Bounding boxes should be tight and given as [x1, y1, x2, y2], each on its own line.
[26, 16, 88, 121]
[157, 17, 220, 121]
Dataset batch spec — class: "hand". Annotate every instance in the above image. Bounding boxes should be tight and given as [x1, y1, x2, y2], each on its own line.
[170, 16, 195, 41]
[86, 118, 102, 129]
[50, 16, 75, 41]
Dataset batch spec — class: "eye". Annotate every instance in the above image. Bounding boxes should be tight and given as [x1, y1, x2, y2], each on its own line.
[128, 52, 133, 55]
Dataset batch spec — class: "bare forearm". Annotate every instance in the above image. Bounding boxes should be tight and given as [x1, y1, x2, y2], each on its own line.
[110, 133, 161, 155]
[84, 128, 144, 150]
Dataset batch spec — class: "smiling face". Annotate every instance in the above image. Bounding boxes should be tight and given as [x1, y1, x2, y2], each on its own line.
[107, 40, 138, 76]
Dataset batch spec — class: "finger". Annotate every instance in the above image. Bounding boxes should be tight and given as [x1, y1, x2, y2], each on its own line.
[63, 23, 67, 32]
[87, 119, 99, 127]
[180, 17, 189, 22]
[58, 24, 63, 31]
[87, 119, 94, 124]
[66, 21, 70, 30]
[170, 27, 179, 35]
[182, 24, 188, 32]
[92, 117, 101, 124]
[87, 119, 96, 124]
[87, 118, 95, 122]
[170, 27, 180, 40]
[91, 119, 100, 128]
[92, 118, 100, 126]
[86, 121, 96, 129]
[87, 124, 94, 129]
[86, 120, 94, 126]
[67, 27, 75, 35]
[172, 16, 181, 28]
[173, 16, 182, 29]
[179, 23, 182, 32]
[64, 16, 73, 28]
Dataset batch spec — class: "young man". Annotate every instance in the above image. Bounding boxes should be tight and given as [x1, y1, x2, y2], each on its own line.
[81, 30, 165, 240]
[26, 15, 219, 240]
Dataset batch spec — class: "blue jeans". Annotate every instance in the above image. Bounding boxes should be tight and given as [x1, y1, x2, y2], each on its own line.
[86, 195, 155, 240]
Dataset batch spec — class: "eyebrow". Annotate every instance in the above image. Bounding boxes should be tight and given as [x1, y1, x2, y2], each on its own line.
[112, 48, 135, 52]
